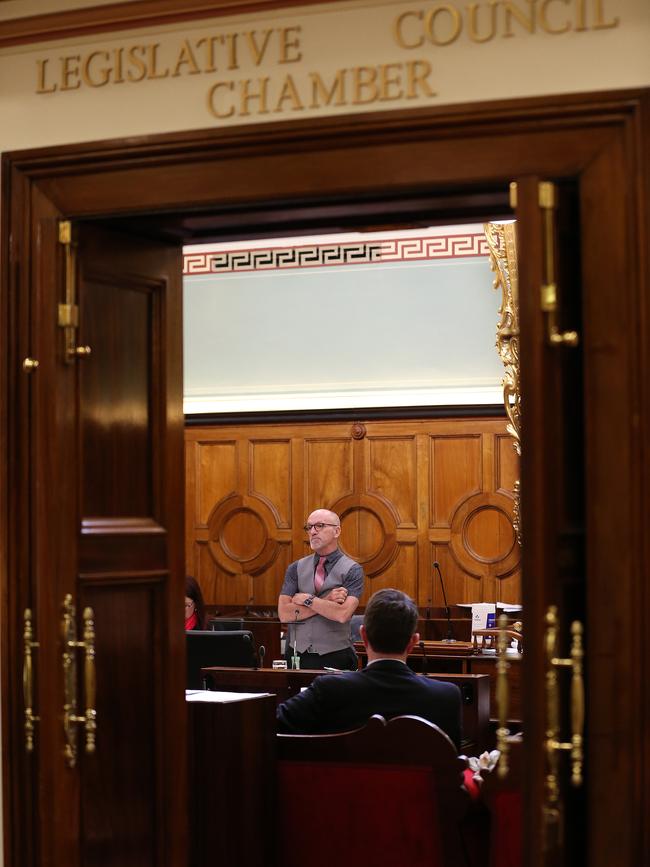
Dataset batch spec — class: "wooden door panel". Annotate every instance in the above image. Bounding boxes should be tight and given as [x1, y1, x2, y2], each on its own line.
[304, 437, 355, 502]
[79, 271, 154, 518]
[79, 581, 160, 867]
[195, 440, 238, 523]
[431, 435, 482, 523]
[366, 435, 418, 525]
[72, 223, 186, 867]
[249, 439, 292, 524]
[496, 432, 519, 494]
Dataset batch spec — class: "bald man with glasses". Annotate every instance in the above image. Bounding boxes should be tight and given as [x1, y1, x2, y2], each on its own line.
[278, 508, 364, 670]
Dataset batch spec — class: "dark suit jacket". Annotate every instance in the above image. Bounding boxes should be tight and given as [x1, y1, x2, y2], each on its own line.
[276, 659, 462, 750]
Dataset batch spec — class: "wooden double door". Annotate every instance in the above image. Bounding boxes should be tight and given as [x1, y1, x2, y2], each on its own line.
[2, 88, 649, 867]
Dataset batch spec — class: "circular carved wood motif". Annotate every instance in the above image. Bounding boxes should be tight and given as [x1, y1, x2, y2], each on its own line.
[464, 506, 515, 562]
[206, 494, 279, 575]
[449, 491, 520, 578]
[330, 493, 399, 577]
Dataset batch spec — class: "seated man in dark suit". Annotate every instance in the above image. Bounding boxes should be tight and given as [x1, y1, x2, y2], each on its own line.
[276, 588, 463, 750]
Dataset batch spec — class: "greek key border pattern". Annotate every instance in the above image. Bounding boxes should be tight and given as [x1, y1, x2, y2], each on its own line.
[183, 233, 489, 275]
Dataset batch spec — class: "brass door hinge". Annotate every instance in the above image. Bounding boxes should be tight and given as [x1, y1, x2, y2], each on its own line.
[538, 182, 579, 347]
[58, 221, 92, 363]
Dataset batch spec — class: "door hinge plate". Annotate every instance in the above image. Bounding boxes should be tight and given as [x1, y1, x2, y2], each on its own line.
[58, 303, 79, 329]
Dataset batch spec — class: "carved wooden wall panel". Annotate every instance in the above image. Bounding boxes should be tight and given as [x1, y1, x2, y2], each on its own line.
[185, 416, 520, 609]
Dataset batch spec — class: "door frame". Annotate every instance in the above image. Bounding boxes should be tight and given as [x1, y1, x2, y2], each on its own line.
[2, 89, 649, 867]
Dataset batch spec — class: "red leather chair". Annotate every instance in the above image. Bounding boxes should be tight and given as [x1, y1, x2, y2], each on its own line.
[276, 714, 489, 867]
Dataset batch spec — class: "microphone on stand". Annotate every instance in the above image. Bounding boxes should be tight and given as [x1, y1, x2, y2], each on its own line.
[258, 645, 266, 669]
[419, 640, 428, 675]
[292, 610, 300, 670]
[433, 561, 456, 643]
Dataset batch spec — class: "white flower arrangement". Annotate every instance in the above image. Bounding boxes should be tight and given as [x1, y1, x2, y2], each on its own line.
[465, 749, 501, 784]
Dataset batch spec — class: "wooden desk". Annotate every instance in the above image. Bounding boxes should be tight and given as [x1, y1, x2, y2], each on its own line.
[187, 693, 276, 867]
[201, 666, 491, 753]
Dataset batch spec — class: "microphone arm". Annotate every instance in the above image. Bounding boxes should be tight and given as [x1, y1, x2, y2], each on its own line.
[433, 561, 456, 643]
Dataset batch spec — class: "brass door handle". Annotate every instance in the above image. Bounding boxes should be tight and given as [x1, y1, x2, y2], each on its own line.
[495, 612, 511, 778]
[23, 609, 40, 752]
[543, 605, 585, 847]
[61, 594, 97, 767]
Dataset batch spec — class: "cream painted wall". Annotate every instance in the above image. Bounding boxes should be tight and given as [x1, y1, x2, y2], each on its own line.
[0, 0, 649, 153]
[183, 224, 504, 413]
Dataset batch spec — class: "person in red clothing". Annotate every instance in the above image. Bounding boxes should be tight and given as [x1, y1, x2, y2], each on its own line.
[185, 575, 207, 630]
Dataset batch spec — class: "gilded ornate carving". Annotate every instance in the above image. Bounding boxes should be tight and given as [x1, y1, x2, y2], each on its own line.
[484, 221, 522, 545]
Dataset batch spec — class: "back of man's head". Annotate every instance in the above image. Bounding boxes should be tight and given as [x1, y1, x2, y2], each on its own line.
[363, 588, 418, 654]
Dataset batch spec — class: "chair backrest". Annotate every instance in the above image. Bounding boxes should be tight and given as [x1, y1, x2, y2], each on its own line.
[276, 714, 475, 867]
[349, 613, 364, 641]
[208, 617, 245, 631]
[186, 629, 256, 689]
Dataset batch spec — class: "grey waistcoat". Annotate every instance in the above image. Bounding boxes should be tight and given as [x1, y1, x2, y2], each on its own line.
[292, 552, 356, 654]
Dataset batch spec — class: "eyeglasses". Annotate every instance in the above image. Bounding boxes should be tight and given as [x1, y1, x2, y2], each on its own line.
[303, 522, 339, 532]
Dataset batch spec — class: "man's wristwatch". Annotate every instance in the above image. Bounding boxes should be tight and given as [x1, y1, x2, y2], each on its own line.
[303, 595, 315, 607]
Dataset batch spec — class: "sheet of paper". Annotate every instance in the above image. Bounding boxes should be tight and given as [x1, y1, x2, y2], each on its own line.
[185, 690, 271, 703]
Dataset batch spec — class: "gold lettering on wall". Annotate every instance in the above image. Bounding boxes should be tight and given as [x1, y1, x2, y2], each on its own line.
[279, 27, 303, 63]
[592, 0, 619, 29]
[393, 0, 620, 47]
[309, 70, 346, 108]
[425, 5, 464, 46]
[274, 74, 304, 111]
[36, 59, 56, 93]
[126, 45, 147, 82]
[239, 77, 270, 116]
[468, 2, 500, 43]
[60, 55, 81, 91]
[206, 61, 436, 119]
[172, 40, 201, 77]
[32, 2, 621, 120]
[207, 81, 235, 118]
[539, 0, 571, 35]
[81, 51, 111, 88]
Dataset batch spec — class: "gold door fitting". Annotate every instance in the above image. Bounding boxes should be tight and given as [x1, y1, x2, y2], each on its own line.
[22, 358, 39, 373]
[61, 594, 97, 767]
[543, 605, 585, 847]
[58, 221, 92, 363]
[538, 182, 579, 347]
[509, 181, 518, 210]
[495, 612, 511, 778]
[23, 609, 41, 752]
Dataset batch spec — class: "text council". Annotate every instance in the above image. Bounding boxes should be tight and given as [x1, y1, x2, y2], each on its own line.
[393, 0, 620, 49]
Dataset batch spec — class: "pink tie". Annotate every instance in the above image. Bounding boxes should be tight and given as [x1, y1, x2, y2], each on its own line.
[314, 556, 326, 594]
